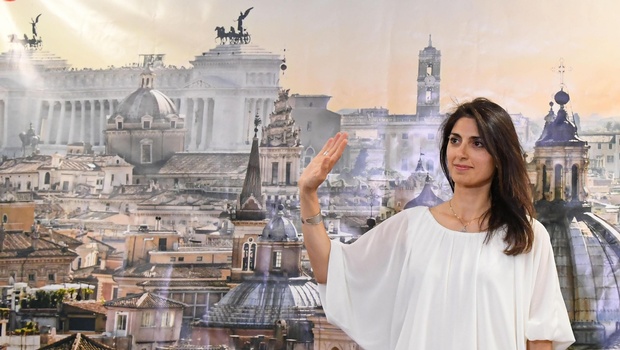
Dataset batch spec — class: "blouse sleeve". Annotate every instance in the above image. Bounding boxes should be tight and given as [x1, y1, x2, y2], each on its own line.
[317, 207, 416, 350]
[525, 221, 575, 350]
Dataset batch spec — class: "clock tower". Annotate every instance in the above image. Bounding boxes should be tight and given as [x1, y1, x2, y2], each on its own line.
[416, 35, 441, 118]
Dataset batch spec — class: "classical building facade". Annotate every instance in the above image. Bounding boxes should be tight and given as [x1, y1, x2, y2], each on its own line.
[0, 41, 282, 156]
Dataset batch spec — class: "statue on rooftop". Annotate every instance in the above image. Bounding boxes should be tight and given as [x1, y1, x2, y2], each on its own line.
[18, 123, 40, 157]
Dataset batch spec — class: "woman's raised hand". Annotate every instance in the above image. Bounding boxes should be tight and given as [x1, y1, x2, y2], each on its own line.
[298, 132, 348, 194]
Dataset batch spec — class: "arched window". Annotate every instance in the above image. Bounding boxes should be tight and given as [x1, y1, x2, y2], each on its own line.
[304, 147, 315, 167]
[242, 238, 257, 271]
[541, 165, 548, 200]
[571, 164, 579, 201]
[44, 172, 51, 185]
[554, 164, 563, 200]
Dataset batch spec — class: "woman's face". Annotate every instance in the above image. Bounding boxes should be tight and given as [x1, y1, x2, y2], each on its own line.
[446, 117, 495, 190]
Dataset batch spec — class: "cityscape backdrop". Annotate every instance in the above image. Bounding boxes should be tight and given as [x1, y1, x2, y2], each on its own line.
[2, 0, 620, 121]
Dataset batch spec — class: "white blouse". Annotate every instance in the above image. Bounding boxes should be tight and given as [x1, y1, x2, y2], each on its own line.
[318, 206, 575, 350]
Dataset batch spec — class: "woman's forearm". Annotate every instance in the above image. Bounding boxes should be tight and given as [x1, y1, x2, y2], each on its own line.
[300, 190, 331, 284]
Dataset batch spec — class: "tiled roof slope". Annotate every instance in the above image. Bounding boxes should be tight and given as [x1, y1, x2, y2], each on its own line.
[104, 292, 185, 309]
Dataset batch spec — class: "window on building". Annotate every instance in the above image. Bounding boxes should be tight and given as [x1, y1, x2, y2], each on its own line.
[126, 174, 129, 183]
[26, 181, 31, 190]
[117, 121, 123, 130]
[426, 63, 433, 75]
[143, 120, 151, 129]
[17, 183, 21, 190]
[161, 311, 174, 327]
[171, 120, 176, 128]
[271, 162, 279, 185]
[62, 181, 69, 191]
[48, 273, 55, 282]
[598, 143, 602, 150]
[116, 313, 127, 331]
[141, 312, 154, 327]
[402, 133, 409, 140]
[272, 251, 282, 269]
[170, 257, 176, 262]
[44, 172, 51, 185]
[196, 256, 203, 262]
[426, 87, 432, 103]
[178, 257, 184, 262]
[141, 142, 152, 164]
[285, 162, 292, 185]
[159, 238, 167, 251]
[610, 143, 614, 150]
[111, 174, 115, 184]
[608, 155, 615, 163]
[28, 273, 35, 282]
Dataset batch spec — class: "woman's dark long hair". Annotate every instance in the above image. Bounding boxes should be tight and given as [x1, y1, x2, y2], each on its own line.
[439, 97, 534, 255]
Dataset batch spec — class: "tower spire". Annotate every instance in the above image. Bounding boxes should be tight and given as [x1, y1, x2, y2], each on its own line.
[428, 34, 432, 47]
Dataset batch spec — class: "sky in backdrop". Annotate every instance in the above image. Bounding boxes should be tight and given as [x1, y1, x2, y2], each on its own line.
[1, 0, 619, 122]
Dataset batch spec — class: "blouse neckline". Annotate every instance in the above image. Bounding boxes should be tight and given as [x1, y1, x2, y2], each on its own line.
[424, 207, 487, 236]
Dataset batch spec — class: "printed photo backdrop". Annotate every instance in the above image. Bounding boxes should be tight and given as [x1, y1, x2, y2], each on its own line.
[1, 0, 620, 349]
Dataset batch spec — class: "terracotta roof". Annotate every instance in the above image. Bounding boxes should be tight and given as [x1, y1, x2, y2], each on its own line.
[39, 332, 113, 350]
[159, 153, 249, 175]
[63, 300, 107, 315]
[0, 156, 50, 173]
[57, 159, 99, 172]
[0, 232, 78, 259]
[104, 292, 185, 309]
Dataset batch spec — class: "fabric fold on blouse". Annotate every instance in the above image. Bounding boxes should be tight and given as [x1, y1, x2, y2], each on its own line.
[318, 206, 575, 350]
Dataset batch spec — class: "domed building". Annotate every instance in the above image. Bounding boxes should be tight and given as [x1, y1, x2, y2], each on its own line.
[533, 88, 620, 346]
[192, 207, 320, 347]
[105, 67, 185, 175]
[403, 173, 444, 210]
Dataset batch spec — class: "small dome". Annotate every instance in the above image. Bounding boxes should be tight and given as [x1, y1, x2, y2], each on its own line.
[554, 89, 570, 106]
[260, 206, 299, 241]
[109, 68, 177, 123]
[112, 88, 177, 122]
[201, 277, 320, 329]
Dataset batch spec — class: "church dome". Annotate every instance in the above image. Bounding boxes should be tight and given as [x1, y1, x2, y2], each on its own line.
[260, 206, 299, 242]
[404, 174, 444, 209]
[535, 199, 620, 345]
[535, 89, 585, 147]
[201, 276, 320, 329]
[109, 68, 177, 123]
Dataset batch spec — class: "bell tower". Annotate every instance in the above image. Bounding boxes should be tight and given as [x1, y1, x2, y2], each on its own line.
[416, 35, 441, 118]
[533, 89, 589, 204]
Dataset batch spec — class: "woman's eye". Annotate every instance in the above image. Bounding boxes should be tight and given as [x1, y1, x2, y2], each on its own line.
[449, 137, 459, 144]
[473, 140, 485, 148]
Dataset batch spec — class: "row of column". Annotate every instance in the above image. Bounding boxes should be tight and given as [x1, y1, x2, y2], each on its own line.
[38, 99, 119, 147]
[178, 97, 216, 152]
[32, 96, 274, 151]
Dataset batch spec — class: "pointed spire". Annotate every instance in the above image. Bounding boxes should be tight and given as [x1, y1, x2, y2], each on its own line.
[237, 115, 266, 221]
[428, 34, 433, 48]
[415, 153, 426, 173]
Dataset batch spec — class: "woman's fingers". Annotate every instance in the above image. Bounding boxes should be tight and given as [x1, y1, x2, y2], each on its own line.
[299, 132, 348, 193]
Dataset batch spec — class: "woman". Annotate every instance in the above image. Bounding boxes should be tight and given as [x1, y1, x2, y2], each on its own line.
[298, 98, 574, 350]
